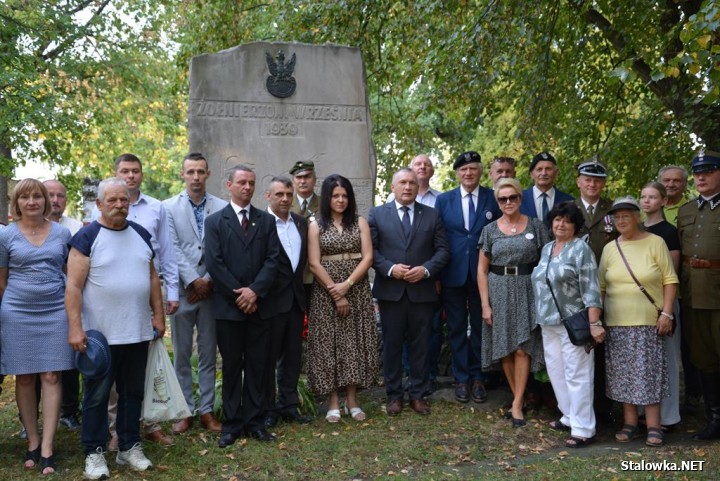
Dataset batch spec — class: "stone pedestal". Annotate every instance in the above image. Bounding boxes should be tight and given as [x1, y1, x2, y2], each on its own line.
[188, 42, 376, 213]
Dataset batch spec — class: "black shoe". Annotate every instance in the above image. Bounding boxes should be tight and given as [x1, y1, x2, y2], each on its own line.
[218, 432, 239, 448]
[692, 421, 720, 441]
[424, 379, 437, 397]
[280, 411, 312, 424]
[247, 428, 276, 442]
[59, 414, 81, 430]
[264, 415, 278, 428]
[454, 383, 470, 403]
[471, 380, 487, 403]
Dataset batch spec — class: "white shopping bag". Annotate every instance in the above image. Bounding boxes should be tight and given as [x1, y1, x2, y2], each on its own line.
[141, 339, 192, 422]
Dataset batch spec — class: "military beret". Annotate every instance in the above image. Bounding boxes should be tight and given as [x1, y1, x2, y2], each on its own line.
[691, 150, 720, 174]
[453, 151, 481, 170]
[577, 156, 608, 178]
[529, 152, 556, 172]
[290, 160, 315, 176]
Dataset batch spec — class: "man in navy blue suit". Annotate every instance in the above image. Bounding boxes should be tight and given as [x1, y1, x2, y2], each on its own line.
[435, 151, 501, 403]
[520, 152, 574, 224]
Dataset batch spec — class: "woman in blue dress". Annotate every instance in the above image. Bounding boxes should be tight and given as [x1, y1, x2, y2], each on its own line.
[0, 179, 73, 474]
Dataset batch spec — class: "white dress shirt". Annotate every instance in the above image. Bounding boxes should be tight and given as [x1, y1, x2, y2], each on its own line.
[269, 208, 301, 272]
[533, 185, 557, 218]
[461, 186, 480, 231]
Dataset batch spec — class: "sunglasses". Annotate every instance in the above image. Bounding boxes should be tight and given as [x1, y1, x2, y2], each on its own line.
[497, 194, 520, 204]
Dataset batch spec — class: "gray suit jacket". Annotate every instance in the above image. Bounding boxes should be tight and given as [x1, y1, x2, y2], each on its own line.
[164, 191, 227, 295]
[369, 202, 450, 303]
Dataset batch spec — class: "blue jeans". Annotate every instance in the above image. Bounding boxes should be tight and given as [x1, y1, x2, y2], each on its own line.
[81, 342, 148, 454]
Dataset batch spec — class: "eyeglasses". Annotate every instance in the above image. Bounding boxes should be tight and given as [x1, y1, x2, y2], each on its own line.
[497, 194, 520, 204]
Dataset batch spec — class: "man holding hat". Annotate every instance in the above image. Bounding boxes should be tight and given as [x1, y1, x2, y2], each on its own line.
[290, 160, 320, 218]
[677, 149, 720, 440]
[520, 152, 574, 224]
[435, 151, 501, 403]
[66, 177, 165, 478]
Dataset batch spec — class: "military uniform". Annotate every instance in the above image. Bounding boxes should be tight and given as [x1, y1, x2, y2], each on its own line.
[289, 160, 321, 288]
[574, 197, 616, 263]
[677, 150, 720, 440]
[290, 194, 320, 219]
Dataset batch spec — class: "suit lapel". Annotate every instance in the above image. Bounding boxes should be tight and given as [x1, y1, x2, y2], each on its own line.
[243, 207, 261, 245]
[407, 204, 423, 244]
[222, 205, 245, 242]
[181, 194, 201, 241]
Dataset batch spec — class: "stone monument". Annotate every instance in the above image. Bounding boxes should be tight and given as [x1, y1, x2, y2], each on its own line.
[188, 42, 376, 213]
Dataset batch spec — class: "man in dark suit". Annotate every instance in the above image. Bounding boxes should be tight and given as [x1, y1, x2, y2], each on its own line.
[263, 177, 312, 427]
[435, 151, 501, 403]
[370, 168, 450, 416]
[520, 151, 574, 223]
[204, 165, 281, 447]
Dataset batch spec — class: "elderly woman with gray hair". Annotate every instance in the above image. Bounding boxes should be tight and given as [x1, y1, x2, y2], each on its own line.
[531, 201, 604, 448]
[599, 197, 678, 447]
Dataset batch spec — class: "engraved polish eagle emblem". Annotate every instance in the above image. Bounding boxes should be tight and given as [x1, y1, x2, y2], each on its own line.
[265, 50, 297, 98]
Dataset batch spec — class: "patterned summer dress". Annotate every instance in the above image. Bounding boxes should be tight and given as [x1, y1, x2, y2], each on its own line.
[478, 218, 550, 371]
[307, 218, 380, 396]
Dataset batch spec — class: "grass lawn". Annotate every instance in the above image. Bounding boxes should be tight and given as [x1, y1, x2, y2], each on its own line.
[0, 375, 718, 480]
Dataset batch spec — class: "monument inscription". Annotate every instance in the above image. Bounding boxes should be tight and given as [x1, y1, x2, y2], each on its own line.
[188, 42, 376, 213]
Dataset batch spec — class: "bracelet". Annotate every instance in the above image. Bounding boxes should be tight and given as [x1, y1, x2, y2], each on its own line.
[346, 278, 354, 287]
[659, 311, 674, 320]
[590, 322, 603, 327]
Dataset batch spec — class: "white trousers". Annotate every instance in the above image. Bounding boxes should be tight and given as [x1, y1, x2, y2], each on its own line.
[542, 324, 596, 438]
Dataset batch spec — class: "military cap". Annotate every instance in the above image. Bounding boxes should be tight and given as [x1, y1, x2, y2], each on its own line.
[529, 152, 556, 172]
[691, 150, 720, 174]
[453, 151, 481, 170]
[290, 160, 315, 176]
[607, 196, 640, 215]
[577, 156, 608, 178]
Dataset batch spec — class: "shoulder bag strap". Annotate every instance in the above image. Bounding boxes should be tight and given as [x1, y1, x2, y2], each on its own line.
[544, 242, 567, 318]
[614, 239, 660, 309]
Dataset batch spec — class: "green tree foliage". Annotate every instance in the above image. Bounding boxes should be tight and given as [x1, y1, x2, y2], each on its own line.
[166, 0, 718, 197]
[0, 0, 184, 217]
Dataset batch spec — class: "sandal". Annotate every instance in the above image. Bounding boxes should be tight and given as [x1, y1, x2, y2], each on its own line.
[40, 455, 56, 475]
[615, 424, 641, 443]
[646, 428, 664, 447]
[325, 409, 341, 423]
[344, 404, 366, 421]
[23, 446, 40, 469]
[565, 435, 595, 448]
[548, 419, 571, 432]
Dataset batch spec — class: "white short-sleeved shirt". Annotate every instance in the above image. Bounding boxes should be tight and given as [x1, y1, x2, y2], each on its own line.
[70, 220, 155, 345]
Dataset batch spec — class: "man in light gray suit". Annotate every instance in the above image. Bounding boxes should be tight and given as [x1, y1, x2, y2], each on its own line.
[369, 168, 450, 416]
[163, 153, 226, 434]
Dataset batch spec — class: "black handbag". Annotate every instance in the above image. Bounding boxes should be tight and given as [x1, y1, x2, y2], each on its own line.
[544, 243, 594, 348]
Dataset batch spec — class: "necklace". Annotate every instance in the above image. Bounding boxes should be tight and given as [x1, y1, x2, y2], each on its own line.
[502, 217, 518, 233]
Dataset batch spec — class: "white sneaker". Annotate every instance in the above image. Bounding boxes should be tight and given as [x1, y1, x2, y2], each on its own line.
[116, 442, 153, 471]
[84, 448, 110, 480]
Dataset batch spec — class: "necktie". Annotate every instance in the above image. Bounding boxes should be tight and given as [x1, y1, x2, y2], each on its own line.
[301, 199, 308, 215]
[468, 193, 476, 230]
[541, 193, 549, 222]
[240, 209, 249, 231]
[587, 204, 594, 217]
[401, 206, 411, 239]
